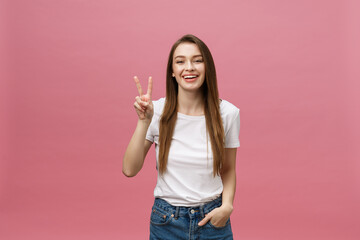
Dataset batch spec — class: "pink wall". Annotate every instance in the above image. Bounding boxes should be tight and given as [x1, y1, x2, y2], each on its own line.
[1, 0, 359, 239]
[0, 0, 9, 208]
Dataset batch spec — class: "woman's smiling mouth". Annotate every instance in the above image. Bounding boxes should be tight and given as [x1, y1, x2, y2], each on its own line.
[182, 75, 199, 82]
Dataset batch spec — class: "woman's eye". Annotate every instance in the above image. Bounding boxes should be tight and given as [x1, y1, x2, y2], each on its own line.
[176, 61, 184, 64]
[195, 59, 203, 63]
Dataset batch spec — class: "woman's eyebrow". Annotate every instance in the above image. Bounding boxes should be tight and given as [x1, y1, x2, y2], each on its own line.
[174, 54, 203, 59]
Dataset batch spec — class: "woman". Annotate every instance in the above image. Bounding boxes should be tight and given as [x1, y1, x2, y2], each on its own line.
[123, 34, 240, 239]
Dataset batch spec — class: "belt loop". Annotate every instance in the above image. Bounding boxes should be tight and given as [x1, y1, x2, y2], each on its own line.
[200, 204, 205, 218]
[175, 206, 179, 219]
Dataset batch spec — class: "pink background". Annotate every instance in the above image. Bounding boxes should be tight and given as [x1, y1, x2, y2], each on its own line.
[1, 0, 360, 239]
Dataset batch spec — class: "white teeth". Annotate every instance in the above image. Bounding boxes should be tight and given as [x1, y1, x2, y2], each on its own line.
[184, 75, 197, 79]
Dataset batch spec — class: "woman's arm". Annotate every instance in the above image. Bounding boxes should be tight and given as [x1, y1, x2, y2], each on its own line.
[198, 148, 237, 227]
[220, 147, 237, 212]
[122, 76, 153, 177]
[122, 122, 153, 177]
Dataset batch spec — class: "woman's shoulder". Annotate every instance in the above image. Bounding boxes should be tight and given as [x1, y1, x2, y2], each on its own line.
[152, 97, 166, 115]
[219, 99, 240, 126]
[152, 97, 165, 107]
[220, 99, 240, 115]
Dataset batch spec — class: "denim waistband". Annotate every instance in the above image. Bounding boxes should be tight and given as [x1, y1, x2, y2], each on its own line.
[153, 196, 222, 219]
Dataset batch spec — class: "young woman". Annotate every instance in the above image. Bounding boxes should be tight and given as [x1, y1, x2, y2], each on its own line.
[123, 34, 240, 240]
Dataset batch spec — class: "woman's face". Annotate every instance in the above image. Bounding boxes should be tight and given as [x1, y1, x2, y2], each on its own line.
[172, 42, 205, 93]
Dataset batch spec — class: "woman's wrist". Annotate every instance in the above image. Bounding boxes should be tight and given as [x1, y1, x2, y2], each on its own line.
[221, 203, 234, 213]
[137, 118, 151, 127]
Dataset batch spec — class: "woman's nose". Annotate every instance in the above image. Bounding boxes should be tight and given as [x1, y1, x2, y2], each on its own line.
[185, 61, 194, 71]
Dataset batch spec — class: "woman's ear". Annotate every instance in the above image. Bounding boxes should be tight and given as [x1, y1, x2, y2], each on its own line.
[172, 73, 175, 77]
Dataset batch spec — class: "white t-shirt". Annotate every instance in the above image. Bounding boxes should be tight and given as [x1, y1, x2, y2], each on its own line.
[146, 98, 240, 206]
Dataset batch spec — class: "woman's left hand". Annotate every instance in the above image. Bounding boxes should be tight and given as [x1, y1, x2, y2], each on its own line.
[198, 204, 233, 227]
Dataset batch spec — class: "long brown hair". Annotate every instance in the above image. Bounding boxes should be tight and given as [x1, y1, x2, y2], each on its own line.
[158, 34, 225, 177]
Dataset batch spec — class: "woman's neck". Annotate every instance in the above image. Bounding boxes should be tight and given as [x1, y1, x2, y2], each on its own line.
[177, 89, 204, 116]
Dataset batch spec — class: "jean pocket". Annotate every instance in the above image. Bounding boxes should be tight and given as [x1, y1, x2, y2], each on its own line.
[150, 205, 173, 226]
[208, 218, 230, 229]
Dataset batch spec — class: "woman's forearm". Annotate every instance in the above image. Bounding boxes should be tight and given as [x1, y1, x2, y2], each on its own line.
[221, 168, 236, 210]
[122, 120, 151, 177]
[221, 148, 237, 210]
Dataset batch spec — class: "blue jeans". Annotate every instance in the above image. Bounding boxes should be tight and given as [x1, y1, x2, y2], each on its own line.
[149, 197, 233, 240]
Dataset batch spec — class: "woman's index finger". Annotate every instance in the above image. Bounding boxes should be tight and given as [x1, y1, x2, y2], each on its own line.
[133, 76, 143, 96]
[147, 76, 153, 99]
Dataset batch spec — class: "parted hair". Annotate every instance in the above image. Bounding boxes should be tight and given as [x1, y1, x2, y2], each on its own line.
[158, 34, 225, 177]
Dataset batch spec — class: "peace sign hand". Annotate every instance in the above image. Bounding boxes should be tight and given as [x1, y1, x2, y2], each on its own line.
[133, 76, 154, 122]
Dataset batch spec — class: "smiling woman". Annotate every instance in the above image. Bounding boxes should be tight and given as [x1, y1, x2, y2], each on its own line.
[172, 43, 206, 93]
[123, 34, 240, 240]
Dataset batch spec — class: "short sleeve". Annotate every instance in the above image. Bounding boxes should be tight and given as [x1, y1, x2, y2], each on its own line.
[145, 98, 163, 143]
[225, 109, 240, 148]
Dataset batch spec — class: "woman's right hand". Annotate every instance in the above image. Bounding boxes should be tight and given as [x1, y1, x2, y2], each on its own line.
[133, 76, 154, 122]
